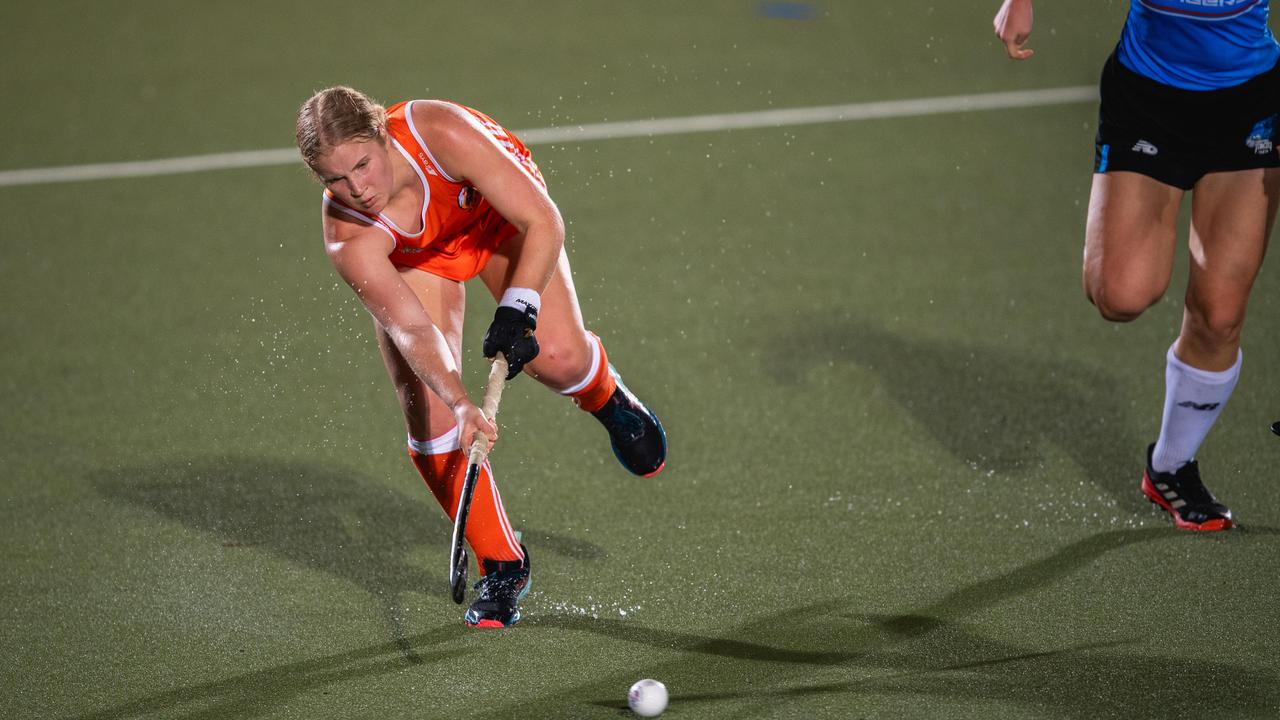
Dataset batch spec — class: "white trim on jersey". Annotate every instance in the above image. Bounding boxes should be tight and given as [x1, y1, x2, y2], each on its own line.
[558, 335, 602, 396]
[405, 100, 462, 184]
[323, 194, 396, 241]
[407, 99, 546, 190]
[408, 427, 461, 455]
[379, 137, 431, 238]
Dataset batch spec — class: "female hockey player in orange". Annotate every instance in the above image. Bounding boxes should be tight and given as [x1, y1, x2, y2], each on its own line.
[295, 87, 667, 627]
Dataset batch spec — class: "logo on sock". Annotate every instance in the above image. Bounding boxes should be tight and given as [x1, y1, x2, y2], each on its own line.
[1176, 400, 1220, 412]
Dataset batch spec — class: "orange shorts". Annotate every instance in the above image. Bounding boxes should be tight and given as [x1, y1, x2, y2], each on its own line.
[388, 207, 520, 282]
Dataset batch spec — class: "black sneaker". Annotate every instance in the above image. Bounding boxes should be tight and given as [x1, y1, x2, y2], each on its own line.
[464, 545, 531, 628]
[591, 366, 667, 477]
[1141, 444, 1234, 531]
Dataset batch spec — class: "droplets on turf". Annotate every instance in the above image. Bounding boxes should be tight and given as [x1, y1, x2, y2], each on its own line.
[525, 590, 643, 621]
[821, 470, 1165, 531]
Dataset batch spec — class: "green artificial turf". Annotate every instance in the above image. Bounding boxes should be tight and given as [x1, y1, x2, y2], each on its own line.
[2, 2, 1278, 718]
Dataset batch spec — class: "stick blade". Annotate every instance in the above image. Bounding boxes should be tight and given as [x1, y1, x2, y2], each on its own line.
[450, 547, 468, 604]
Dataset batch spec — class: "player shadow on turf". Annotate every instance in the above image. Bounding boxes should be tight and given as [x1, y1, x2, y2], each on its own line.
[536, 527, 1181, 665]
[763, 317, 1153, 512]
[92, 456, 606, 660]
[524, 527, 1279, 718]
[583, 631, 1276, 719]
[69, 626, 466, 720]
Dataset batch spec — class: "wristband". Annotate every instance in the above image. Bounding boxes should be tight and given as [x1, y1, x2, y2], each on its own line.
[499, 287, 540, 322]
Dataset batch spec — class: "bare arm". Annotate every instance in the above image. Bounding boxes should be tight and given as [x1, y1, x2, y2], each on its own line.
[412, 101, 564, 294]
[324, 220, 497, 443]
[994, 0, 1035, 60]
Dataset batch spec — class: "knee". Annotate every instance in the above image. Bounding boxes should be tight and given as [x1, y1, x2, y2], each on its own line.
[1081, 234, 1171, 323]
[1084, 283, 1159, 323]
[527, 335, 592, 381]
[1183, 304, 1245, 348]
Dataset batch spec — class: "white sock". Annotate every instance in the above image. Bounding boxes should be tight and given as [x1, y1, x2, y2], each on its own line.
[1151, 344, 1241, 474]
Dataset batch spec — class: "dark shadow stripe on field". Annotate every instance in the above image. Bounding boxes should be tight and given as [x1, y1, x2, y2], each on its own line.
[537, 612, 857, 665]
[472, 527, 1280, 719]
[92, 456, 607, 658]
[71, 626, 465, 720]
[852, 525, 1184, 637]
[763, 317, 1147, 510]
[538, 527, 1180, 662]
[586, 639, 1135, 708]
[586, 637, 1275, 719]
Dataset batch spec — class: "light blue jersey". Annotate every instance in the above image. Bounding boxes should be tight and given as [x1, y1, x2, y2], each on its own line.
[1118, 0, 1280, 90]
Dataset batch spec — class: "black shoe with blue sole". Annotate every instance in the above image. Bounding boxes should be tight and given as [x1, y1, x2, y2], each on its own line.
[465, 545, 531, 628]
[591, 367, 667, 477]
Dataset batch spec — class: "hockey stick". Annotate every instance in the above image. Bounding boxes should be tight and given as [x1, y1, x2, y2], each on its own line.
[449, 353, 509, 604]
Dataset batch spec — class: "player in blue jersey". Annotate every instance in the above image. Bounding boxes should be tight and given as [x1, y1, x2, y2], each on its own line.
[994, 0, 1280, 531]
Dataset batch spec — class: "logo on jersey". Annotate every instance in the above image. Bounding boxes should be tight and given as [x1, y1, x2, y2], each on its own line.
[458, 187, 479, 210]
[1246, 115, 1275, 156]
[416, 152, 439, 176]
[1132, 140, 1159, 156]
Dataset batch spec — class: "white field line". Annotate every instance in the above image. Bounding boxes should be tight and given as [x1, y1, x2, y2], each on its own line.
[0, 86, 1095, 188]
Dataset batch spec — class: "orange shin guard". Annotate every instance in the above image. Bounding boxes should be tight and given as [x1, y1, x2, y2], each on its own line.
[408, 442, 523, 566]
[567, 333, 617, 413]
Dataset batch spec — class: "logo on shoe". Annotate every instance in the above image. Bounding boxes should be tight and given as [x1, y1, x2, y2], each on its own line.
[1177, 400, 1220, 411]
[1131, 140, 1158, 156]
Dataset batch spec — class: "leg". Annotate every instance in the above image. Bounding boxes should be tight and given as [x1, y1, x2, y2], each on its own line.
[1082, 171, 1184, 321]
[479, 239, 596, 390]
[374, 267, 466, 442]
[480, 234, 668, 476]
[375, 267, 524, 569]
[1178, 168, 1278, 370]
[1144, 168, 1279, 530]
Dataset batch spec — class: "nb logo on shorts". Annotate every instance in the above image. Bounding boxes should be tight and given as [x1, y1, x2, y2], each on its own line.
[1131, 140, 1159, 156]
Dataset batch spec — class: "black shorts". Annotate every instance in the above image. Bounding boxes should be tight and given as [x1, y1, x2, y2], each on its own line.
[1094, 50, 1280, 190]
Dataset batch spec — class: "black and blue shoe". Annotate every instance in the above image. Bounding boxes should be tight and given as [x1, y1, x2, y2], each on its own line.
[591, 367, 667, 477]
[464, 545, 531, 628]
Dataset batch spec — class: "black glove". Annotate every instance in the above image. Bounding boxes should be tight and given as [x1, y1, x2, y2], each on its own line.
[483, 306, 538, 380]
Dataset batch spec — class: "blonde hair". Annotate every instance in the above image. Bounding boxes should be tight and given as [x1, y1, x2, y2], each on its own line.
[295, 86, 387, 168]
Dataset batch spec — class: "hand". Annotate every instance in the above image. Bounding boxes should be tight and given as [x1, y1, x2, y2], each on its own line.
[453, 401, 498, 453]
[483, 306, 538, 380]
[994, 0, 1034, 60]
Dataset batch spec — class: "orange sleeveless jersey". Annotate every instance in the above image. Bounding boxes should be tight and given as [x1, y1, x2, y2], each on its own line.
[323, 101, 545, 282]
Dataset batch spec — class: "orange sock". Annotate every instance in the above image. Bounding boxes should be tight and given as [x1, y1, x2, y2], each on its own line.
[407, 430, 523, 568]
[563, 332, 617, 413]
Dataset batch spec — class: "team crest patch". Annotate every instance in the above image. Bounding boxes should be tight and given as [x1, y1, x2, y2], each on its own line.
[1246, 114, 1275, 156]
[458, 187, 479, 210]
